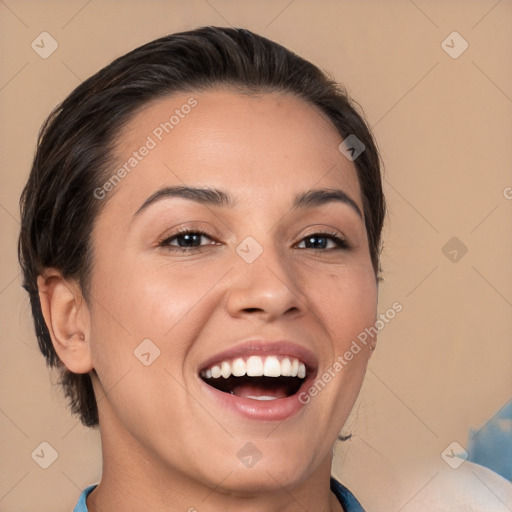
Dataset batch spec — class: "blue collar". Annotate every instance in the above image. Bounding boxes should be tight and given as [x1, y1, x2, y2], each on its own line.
[330, 477, 366, 511]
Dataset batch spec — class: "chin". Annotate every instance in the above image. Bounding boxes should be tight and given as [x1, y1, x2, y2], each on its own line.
[210, 460, 315, 496]
[194, 438, 325, 497]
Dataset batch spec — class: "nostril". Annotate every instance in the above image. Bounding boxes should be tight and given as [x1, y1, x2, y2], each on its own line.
[243, 308, 262, 313]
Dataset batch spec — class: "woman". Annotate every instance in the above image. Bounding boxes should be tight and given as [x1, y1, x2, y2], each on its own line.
[18, 26, 384, 511]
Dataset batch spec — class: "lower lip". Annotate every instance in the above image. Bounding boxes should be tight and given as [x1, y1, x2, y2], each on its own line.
[199, 376, 314, 422]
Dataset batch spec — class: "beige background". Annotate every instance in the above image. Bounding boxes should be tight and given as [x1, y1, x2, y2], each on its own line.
[1, 1, 511, 510]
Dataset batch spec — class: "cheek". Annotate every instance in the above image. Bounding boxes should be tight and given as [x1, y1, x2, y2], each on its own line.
[88, 257, 229, 371]
[306, 265, 378, 345]
[130, 261, 233, 337]
[313, 269, 377, 410]
[295, 267, 377, 444]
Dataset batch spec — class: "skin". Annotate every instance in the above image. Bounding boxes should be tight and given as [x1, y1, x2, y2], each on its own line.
[38, 89, 378, 512]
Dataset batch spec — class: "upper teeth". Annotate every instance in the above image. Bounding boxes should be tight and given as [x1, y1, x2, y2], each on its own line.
[201, 355, 306, 379]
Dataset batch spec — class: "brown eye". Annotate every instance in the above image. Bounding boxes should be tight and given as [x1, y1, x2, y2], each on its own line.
[160, 230, 218, 250]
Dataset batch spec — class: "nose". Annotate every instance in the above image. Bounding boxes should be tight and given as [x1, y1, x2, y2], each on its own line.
[225, 246, 305, 323]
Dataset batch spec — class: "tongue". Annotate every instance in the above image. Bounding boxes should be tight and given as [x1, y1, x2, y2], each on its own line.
[232, 382, 289, 399]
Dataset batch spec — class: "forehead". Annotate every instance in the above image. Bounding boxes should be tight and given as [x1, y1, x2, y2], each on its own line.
[104, 89, 362, 215]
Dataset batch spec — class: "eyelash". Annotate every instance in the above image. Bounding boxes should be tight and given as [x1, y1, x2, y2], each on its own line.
[158, 229, 350, 252]
[158, 228, 218, 252]
[296, 232, 350, 250]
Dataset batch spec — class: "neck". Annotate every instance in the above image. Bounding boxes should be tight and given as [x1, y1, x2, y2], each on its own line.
[86, 413, 343, 512]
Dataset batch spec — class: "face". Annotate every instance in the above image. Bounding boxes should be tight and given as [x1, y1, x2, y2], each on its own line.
[87, 89, 378, 492]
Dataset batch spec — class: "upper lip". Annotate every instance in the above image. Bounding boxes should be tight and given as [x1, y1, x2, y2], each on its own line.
[198, 339, 319, 374]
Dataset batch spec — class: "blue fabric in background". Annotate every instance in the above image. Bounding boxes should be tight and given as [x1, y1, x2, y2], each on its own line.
[468, 400, 512, 481]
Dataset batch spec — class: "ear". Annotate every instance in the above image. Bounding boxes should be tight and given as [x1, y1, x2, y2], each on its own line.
[37, 269, 93, 373]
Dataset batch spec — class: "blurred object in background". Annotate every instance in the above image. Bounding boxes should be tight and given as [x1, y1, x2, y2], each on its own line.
[468, 400, 512, 481]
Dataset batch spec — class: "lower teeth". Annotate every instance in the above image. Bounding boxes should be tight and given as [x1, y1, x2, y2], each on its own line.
[246, 395, 278, 401]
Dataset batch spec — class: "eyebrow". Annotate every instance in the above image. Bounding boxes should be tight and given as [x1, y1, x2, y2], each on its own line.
[293, 188, 362, 218]
[132, 185, 362, 220]
[133, 186, 231, 218]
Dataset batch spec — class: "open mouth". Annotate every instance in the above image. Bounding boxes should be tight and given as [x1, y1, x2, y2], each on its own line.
[200, 355, 307, 401]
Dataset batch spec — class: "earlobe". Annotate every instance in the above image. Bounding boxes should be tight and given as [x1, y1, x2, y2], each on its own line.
[37, 269, 93, 374]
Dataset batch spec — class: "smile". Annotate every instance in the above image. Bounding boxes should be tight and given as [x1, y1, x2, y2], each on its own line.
[198, 341, 317, 421]
[200, 355, 307, 400]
